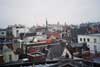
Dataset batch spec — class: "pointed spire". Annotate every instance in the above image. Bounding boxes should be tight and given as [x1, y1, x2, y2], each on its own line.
[45, 18, 48, 33]
[46, 18, 48, 26]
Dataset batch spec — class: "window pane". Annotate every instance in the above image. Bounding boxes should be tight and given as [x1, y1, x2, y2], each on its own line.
[84, 38, 86, 42]
[87, 38, 90, 42]
[94, 39, 96, 43]
[80, 38, 82, 41]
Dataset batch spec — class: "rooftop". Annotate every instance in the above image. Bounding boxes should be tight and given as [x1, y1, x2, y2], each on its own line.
[89, 33, 100, 36]
[0, 29, 7, 31]
[78, 33, 100, 37]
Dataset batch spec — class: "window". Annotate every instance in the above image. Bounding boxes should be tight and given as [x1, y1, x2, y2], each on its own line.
[87, 38, 90, 42]
[1, 32, 4, 34]
[94, 39, 96, 43]
[84, 38, 86, 42]
[80, 38, 82, 41]
[16, 30, 19, 33]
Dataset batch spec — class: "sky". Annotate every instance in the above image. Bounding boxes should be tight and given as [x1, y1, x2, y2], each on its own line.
[0, 0, 100, 28]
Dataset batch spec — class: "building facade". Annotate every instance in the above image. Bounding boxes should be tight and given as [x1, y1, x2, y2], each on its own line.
[7, 24, 29, 38]
[78, 34, 100, 54]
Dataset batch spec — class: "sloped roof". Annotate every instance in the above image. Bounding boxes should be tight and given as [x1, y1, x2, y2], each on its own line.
[47, 45, 64, 59]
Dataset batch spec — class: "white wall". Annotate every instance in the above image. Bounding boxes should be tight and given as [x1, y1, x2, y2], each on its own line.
[78, 35, 100, 43]
[12, 27, 29, 37]
[33, 35, 47, 42]
[78, 35, 100, 53]
[23, 36, 33, 43]
[36, 32, 43, 35]
[0, 31, 6, 37]
[23, 35, 47, 43]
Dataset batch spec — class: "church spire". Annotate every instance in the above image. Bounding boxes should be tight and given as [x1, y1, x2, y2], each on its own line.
[45, 18, 48, 33]
[46, 18, 48, 27]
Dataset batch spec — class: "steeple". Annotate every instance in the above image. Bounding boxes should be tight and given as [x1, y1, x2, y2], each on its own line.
[46, 18, 48, 26]
[45, 18, 48, 33]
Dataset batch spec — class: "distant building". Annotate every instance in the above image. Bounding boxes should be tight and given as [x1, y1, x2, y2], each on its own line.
[7, 24, 29, 38]
[47, 23, 63, 32]
[47, 32, 61, 39]
[35, 27, 46, 35]
[0, 29, 7, 44]
[78, 33, 100, 54]
[21, 32, 47, 43]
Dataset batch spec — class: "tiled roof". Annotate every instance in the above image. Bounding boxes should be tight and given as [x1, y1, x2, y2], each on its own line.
[47, 45, 64, 59]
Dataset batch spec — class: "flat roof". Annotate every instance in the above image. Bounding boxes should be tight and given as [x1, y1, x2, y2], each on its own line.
[89, 33, 100, 36]
[78, 33, 100, 37]
[0, 29, 7, 31]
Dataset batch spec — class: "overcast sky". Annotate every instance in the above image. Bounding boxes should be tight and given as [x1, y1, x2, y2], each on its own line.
[0, 0, 100, 28]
